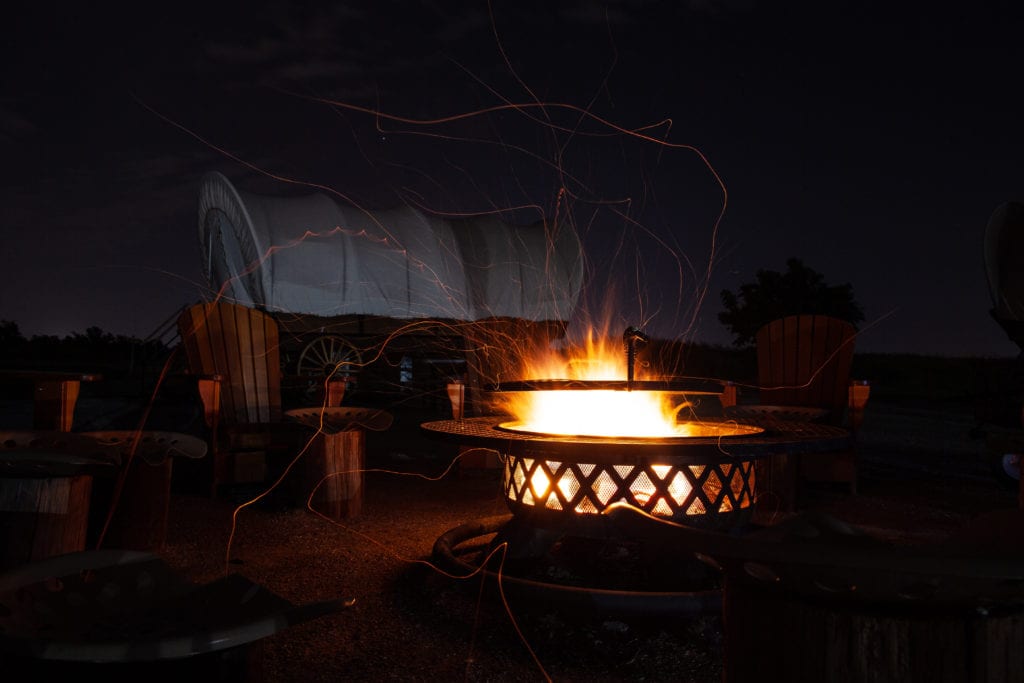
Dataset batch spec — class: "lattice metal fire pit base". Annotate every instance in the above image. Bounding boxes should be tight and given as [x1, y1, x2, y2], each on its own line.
[500, 441, 758, 532]
[422, 416, 836, 536]
[422, 415, 852, 614]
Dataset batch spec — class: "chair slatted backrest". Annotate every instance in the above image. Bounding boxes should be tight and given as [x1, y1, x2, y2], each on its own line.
[177, 301, 283, 425]
[755, 314, 857, 425]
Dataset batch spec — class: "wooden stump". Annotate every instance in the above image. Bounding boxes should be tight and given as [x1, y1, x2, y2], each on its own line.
[91, 458, 174, 551]
[753, 453, 798, 522]
[304, 430, 364, 520]
[0, 475, 93, 571]
[457, 446, 501, 478]
[723, 577, 1024, 683]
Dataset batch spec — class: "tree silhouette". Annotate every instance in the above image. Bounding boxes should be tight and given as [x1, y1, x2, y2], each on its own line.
[719, 258, 864, 347]
[0, 319, 169, 376]
[0, 320, 24, 346]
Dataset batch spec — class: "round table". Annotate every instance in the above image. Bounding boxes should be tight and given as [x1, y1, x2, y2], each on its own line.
[420, 415, 852, 459]
[284, 407, 393, 519]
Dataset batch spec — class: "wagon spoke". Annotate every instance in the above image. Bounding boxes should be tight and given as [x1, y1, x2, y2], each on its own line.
[297, 335, 362, 378]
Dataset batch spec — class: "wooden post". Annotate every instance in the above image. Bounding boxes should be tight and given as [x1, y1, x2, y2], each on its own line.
[753, 453, 798, 523]
[305, 430, 365, 520]
[326, 379, 346, 407]
[719, 382, 738, 409]
[33, 379, 82, 432]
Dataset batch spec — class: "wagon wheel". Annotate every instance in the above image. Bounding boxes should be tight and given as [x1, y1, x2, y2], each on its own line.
[297, 335, 362, 390]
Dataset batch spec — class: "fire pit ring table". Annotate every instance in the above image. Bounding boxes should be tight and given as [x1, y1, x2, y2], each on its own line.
[422, 413, 853, 616]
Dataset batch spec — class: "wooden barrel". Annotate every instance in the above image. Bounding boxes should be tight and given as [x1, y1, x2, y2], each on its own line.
[0, 475, 93, 571]
[722, 577, 1024, 683]
[90, 457, 175, 551]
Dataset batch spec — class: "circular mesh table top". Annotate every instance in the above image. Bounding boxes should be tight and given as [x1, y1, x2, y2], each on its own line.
[421, 416, 851, 461]
[0, 430, 207, 476]
[285, 406, 393, 433]
[0, 550, 350, 662]
[725, 404, 830, 422]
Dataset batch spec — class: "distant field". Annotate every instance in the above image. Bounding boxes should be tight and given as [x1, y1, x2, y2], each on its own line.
[852, 352, 1020, 402]
[2, 333, 1021, 430]
[666, 342, 1022, 425]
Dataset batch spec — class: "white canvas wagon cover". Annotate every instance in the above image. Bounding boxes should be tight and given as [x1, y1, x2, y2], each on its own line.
[198, 172, 584, 322]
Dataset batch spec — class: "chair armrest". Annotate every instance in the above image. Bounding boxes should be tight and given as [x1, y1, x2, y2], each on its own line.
[718, 382, 738, 409]
[0, 370, 103, 432]
[848, 380, 871, 433]
[193, 374, 225, 432]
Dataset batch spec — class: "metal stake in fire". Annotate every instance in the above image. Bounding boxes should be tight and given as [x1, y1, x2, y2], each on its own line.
[623, 326, 649, 391]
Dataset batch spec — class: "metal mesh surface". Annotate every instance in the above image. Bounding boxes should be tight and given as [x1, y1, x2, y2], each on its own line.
[502, 455, 755, 522]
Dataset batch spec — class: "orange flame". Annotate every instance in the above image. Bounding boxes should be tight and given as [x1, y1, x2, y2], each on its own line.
[497, 333, 695, 438]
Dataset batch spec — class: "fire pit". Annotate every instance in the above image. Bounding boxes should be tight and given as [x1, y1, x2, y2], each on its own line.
[422, 328, 852, 613]
[422, 384, 851, 614]
[432, 423, 761, 532]
[424, 409, 849, 535]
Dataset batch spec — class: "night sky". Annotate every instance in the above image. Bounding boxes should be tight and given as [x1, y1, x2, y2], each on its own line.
[3, 1, 1022, 357]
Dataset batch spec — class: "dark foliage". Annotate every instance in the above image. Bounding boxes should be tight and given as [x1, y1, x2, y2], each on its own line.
[719, 258, 865, 347]
[0, 320, 171, 380]
[642, 338, 757, 386]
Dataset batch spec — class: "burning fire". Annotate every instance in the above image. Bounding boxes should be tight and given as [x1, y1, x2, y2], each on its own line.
[497, 331, 704, 438]
[490, 330, 761, 520]
[504, 389, 692, 438]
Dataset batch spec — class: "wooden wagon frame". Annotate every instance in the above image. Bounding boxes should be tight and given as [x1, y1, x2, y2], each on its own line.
[195, 171, 583, 412]
[270, 312, 568, 413]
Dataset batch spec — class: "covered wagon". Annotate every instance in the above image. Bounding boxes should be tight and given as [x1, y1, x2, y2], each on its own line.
[196, 171, 585, 407]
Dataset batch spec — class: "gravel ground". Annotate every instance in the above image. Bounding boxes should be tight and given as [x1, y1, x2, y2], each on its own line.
[147, 399, 1021, 682]
[160, 467, 730, 682]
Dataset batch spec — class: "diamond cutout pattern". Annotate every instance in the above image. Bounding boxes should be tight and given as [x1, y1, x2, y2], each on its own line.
[632, 470, 655, 505]
[502, 455, 755, 524]
[652, 497, 673, 516]
[593, 470, 617, 505]
[558, 469, 580, 502]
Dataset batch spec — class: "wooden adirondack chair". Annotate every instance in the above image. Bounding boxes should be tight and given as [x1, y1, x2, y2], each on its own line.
[176, 301, 309, 497]
[756, 314, 858, 423]
[752, 314, 868, 504]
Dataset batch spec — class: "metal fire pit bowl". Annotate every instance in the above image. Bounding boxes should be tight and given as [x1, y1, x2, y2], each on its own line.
[486, 378, 729, 393]
[422, 375, 852, 616]
[421, 415, 851, 537]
